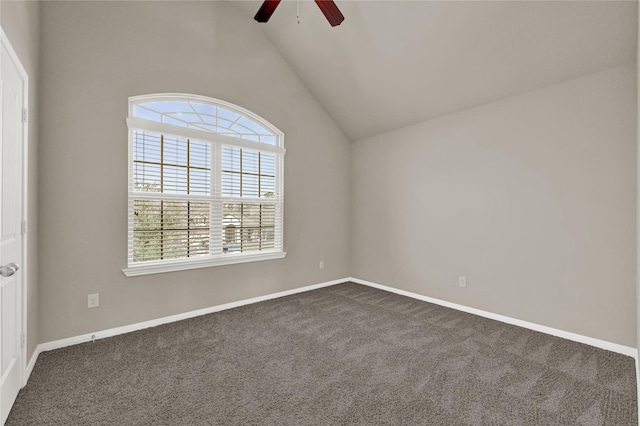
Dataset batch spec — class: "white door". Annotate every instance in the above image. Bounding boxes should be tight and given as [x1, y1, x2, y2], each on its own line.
[0, 30, 26, 426]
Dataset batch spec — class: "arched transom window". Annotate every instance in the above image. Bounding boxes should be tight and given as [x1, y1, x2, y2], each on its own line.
[124, 94, 286, 276]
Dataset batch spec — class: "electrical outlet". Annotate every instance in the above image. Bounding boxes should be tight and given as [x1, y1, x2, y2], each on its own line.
[319, 260, 324, 270]
[458, 276, 467, 288]
[88, 293, 99, 308]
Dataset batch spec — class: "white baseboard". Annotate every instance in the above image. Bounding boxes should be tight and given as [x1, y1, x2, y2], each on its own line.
[349, 277, 638, 359]
[25, 276, 638, 388]
[33, 278, 345, 359]
[24, 346, 40, 386]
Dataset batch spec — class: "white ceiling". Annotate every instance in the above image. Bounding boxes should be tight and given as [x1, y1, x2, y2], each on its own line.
[232, 1, 637, 141]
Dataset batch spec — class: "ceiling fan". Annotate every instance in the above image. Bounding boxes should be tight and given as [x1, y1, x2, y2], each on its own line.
[254, 0, 345, 27]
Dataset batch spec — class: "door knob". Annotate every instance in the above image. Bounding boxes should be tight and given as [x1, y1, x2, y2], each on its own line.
[0, 262, 19, 277]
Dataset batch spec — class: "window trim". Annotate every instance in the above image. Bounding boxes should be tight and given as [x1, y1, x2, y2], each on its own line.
[123, 94, 286, 276]
[122, 251, 287, 277]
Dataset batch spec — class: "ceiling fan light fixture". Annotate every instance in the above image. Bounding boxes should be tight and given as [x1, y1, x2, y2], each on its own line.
[314, 0, 345, 27]
[254, 0, 344, 27]
[254, 0, 282, 23]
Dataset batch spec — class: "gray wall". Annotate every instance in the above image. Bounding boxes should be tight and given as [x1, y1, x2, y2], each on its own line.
[38, 1, 351, 342]
[352, 64, 637, 347]
[1, 0, 40, 360]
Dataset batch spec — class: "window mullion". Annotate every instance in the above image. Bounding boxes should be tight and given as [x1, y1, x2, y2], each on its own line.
[209, 142, 223, 256]
[240, 203, 244, 253]
[258, 152, 261, 199]
[160, 134, 165, 261]
[187, 139, 191, 258]
[240, 149, 243, 198]
[259, 203, 263, 251]
[187, 139, 191, 195]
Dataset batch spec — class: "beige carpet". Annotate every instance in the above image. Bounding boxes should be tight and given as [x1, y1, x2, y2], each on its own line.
[7, 282, 638, 425]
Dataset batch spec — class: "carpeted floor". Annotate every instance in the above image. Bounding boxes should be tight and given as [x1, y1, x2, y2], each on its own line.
[7, 282, 638, 425]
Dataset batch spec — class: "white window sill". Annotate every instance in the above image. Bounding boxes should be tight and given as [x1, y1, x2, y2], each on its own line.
[122, 251, 287, 277]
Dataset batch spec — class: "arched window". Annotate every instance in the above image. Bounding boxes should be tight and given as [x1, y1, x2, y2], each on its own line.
[124, 94, 285, 276]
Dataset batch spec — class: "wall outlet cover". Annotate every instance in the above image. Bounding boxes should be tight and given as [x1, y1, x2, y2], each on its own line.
[459, 276, 467, 288]
[88, 293, 99, 308]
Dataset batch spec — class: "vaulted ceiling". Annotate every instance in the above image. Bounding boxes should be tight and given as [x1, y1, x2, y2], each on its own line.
[232, 1, 637, 141]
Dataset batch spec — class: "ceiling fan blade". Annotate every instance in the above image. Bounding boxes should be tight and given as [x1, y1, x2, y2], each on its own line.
[254, 0, 282, 23]
[314, 0, 344, 27]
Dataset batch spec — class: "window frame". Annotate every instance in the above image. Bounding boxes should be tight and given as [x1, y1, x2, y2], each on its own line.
[123, 94, 286, 277]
